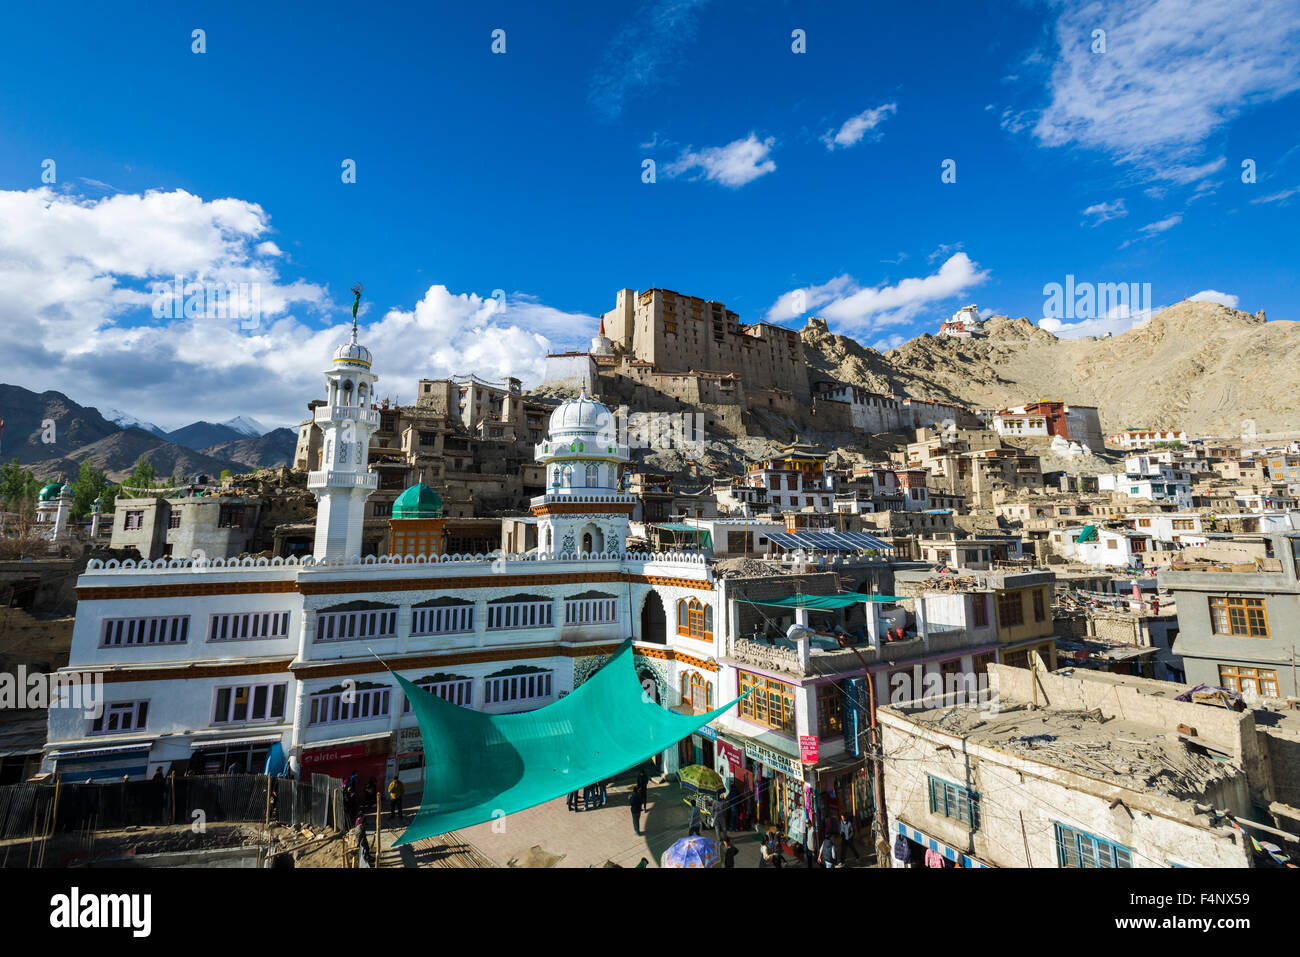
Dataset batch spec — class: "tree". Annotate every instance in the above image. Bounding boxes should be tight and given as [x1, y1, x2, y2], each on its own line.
[125, 458, 157, 492]
[71, 459, 113, 519]
[220, 469, 233, 484]
[0, 459, 41, 511]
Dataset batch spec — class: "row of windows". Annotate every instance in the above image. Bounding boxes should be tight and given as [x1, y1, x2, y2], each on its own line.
[98, 593, 634, 649]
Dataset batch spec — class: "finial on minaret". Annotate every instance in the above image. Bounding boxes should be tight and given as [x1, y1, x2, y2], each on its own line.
[350, 282, 363, 341]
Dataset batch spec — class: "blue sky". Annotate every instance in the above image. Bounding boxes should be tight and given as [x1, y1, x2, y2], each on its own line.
[1, 0, 1297, 429]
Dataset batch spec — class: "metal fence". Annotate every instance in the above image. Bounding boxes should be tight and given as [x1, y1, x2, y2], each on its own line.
[0, 774, 339, 841]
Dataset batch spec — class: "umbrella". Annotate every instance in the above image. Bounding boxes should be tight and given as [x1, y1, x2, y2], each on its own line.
[678, 764, 726, 795]
[661, 836, 720, 868]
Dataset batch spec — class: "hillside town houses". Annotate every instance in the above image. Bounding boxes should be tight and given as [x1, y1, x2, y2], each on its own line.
[9, 287, 1300, 870]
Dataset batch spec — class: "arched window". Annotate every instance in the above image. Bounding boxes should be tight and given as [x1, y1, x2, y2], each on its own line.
[585, 464, 599, 487]
[561, 466, 573, 487]
[680, 671, 713, 712]
[677, 598, 710, 639]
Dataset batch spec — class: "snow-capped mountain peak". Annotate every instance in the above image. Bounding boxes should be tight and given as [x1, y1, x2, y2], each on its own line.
[103, 408, 167, 437]
[220, 415, 269, 437]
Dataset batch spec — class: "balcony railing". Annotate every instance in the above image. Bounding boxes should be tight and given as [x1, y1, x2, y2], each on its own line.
[315, 405, 381, 426]
[307, 470, 379, 489]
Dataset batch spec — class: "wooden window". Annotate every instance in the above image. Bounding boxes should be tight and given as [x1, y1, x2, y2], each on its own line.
[928, 775, 980, 827]
[738, 672, 795, 733]
[997, 591, 1024, 627]
[1218, 665, 1279, 697]
[677, 598, 711, 640]
[1033, 588, 1046, 622]
[124, 510, 144, 530]
[971, 595, 988, 628]
[817, 683, 844, 737]
[1055, 823, 1131, 868]
[1209, 597, 1269, 638]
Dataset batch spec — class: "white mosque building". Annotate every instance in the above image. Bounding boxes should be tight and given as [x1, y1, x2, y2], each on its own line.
[44, 318, 723, 785]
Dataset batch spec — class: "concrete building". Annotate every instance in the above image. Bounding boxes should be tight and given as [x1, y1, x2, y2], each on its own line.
[111, 494, 264, 561]
[989, 400, 1104, 452]
[1159, 531, 1300, 700]
[880, 666, 1277, 868]
[1107, 428, 1189, 450]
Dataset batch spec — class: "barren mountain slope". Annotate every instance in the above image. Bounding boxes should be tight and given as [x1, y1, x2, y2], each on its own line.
[804, 301, 1298, 436]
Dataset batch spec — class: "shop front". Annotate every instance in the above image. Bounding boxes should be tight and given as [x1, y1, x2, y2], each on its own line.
[893, 820, 992, 869]
[716, 732, 809, 852]
[394, 726, 424, 789]
[189, 734, 285, 776]
[300, 734, 391, 786]
[48, 742, 152, 782]
[676, 721, 717, 770]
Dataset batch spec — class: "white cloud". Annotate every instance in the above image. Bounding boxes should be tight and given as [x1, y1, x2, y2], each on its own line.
[1188, 289, 1240, 308]
[767, 253, 990, 331]
[589, 0, 713, 119]
[1251, 185, 1300, 205]
[822, 103, 897, 150]
[1120, 212, 1183, 247]
[663, 133, 777, 188]
[1081, 198, 1127, 225]
[1032, 0, 1300, 182]
[0, 187, 590, 431]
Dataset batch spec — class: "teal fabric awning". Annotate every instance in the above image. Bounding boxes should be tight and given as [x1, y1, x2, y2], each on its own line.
[392, 639, 745, 844]
[749, 594, 905, 609]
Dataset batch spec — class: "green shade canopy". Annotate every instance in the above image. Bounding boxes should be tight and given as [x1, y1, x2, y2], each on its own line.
[392, 639, 746, 844]
[392, 482, 443, 519]
[1077, 524, 1098, 543]
[748, 594, 904, 610]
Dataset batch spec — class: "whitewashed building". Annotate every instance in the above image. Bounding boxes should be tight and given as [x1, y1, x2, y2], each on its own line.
[44, 323, 723, 784]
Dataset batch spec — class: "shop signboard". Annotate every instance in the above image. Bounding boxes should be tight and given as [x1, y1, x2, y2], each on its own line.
[301, 743, 366, 770]
[799, 736, 819, 763]
[742, 739, 801, 777]
[717, 741, 745, 775]
[697, 723, 717, 741]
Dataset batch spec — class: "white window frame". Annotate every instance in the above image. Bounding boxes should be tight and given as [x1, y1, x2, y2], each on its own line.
[308, 685, 392, 726]
[564, 597, 617, 625]
[100, 616, 189, 647]
[208, 611, 291, 642]
[315, 608, 398, 642]
[403, 677, 474, 712]
[484, 671, 553, 706]
[211, 682, 289, 725]
[411, 604, 475, 636]
[89, 700, 149, 735]
[486, 600, 553, 631]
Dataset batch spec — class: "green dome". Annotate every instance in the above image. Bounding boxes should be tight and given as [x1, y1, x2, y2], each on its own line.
[392, 482, 443, 519]
[38, 482, 64, 502]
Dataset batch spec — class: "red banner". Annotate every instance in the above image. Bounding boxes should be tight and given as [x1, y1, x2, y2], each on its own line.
[799, 736, 819, 763]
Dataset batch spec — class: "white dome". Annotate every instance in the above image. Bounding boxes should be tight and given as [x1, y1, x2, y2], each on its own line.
[332, 324, 372, 368]
[549, 391, 610, 435]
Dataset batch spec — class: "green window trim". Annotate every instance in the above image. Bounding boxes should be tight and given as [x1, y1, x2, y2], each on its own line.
[1054, 822, 1132, 868]
[927, 774, 980, 828]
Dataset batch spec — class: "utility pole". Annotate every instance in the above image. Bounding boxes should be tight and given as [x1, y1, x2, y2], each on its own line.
[835, 616, 890, 866]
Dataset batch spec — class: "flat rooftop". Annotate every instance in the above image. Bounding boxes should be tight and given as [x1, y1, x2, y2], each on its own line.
[891, 692, 1241, 801]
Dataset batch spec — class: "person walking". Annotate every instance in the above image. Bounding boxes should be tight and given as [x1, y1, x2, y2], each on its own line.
[387, 774, 405, 821]
[630, 787, 645, 836]
[636, 767, 648, 803]
[817, 832, 837, 869]
[583, 783, 596, 810]
[688, 801, 702, 836]
[599, 778, 609, 807]
[566, 789, 579, 811]
[838, 812, 861, 864]
[721, 836, 738, 868]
